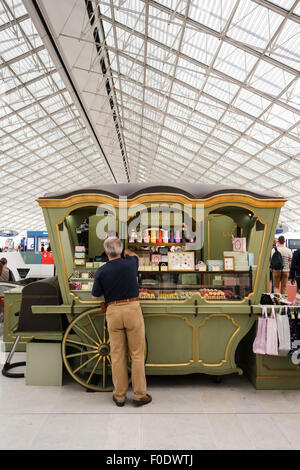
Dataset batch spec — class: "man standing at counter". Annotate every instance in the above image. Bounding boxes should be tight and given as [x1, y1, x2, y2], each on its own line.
[92, 236, 152, 407]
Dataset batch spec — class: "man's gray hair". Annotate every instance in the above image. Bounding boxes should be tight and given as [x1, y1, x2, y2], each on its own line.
[104, 236, 123, 258]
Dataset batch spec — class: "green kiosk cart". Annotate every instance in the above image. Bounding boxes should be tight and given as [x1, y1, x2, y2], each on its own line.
[3, 184, 298, 389]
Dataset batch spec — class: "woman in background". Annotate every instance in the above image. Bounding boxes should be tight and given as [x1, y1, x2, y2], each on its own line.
[0, 258, 16, 282]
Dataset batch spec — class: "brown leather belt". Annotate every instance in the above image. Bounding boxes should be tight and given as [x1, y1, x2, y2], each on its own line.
[107, 297, 139, 306]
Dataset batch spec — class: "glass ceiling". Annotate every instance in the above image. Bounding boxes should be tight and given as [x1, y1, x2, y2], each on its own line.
[0, 0, 114, 231]
[1, 0, 300, 232]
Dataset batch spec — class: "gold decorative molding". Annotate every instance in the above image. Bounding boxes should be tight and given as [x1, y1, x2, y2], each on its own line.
[206, 202, 268, 303]
[197, 314, 240, 367]
[144, 313, 195, 367]
[37, 192, 286, 209]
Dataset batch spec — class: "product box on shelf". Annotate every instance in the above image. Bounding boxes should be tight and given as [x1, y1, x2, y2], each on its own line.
[224, 251, 249, 271]
[180, 273, 198, 285]
[75, 246, 86, 252]
[74, 252, 85, 259]
[247, 253, 254, 267]
[207, 260, 224, 271]
[232, 237, 247, 252]
[212, 276, 224, 287]
[74, 259, 85, 266]
[223, 277, 237, 287]
[86, 262, 93, 268]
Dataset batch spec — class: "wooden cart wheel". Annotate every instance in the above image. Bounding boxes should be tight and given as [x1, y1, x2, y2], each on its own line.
[62, 308, 147, 392]
[62, 308, 114, 392]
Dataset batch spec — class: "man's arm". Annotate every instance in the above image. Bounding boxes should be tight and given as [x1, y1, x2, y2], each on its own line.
[124, 248, 138, 258]
[92, 270, 103, 300]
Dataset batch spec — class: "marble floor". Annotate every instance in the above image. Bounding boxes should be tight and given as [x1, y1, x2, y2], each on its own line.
[1, 342, 300, 450]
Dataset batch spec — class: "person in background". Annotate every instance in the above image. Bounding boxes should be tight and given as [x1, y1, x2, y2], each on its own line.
[92, 236, 151, 407]
[271, 235, 292, 295]
[0, 258, 16, 282]
[290, 248, 300, 294]
[47, 243, 51, 252]
[270, 239, 277, 293]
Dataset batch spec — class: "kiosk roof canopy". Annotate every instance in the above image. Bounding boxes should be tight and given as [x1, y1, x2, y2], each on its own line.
[41, 182, 284, 201]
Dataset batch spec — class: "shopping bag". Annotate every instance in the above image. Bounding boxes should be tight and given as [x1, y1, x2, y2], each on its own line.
[288, 308, 300, 356]
[276, 307, 291, 357]
[292, 293, 300, 306]
[266, 306, 278, 356]
[253, 306, 268, 355]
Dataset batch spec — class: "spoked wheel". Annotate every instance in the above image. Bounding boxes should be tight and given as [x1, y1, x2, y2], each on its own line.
[62, 308, 114, 392]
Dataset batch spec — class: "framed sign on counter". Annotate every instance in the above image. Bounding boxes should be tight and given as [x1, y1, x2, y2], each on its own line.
[224, 256, 235, 271]
[168, 251, 195, 271]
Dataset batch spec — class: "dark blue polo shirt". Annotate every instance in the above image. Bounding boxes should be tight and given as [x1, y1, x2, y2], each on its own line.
[92, 256, 139, 302]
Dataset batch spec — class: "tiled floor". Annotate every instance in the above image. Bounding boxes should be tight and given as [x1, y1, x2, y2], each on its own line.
[1, 343, 300, 450]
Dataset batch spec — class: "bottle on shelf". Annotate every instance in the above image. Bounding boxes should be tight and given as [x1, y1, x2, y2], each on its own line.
[143, 229, 150, 243]
[162, 229, 169, 243]
[175, 229, 181, 243]
[169, 230, 174, 243]
[157, 229, 163, 243]
[150, 229, 157, 244]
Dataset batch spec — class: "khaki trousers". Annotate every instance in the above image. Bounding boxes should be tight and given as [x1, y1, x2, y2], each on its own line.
[106, 301, 147, 402]
[273, 270, 289, 294]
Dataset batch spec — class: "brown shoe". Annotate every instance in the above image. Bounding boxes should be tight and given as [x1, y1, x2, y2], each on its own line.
[133, 394, 152, 406]
[113, 395, 125, 407]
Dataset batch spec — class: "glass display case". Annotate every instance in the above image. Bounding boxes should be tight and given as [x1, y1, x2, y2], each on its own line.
[64, 201, 262, 305]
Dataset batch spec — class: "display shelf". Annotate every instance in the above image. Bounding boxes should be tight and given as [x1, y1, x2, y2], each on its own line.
[70, 289, 92, 293]
[138, 270, 251, 274]
[128, 242, 185, 247]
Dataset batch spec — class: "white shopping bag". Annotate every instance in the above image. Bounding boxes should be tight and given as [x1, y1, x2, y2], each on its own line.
[266, 306, 278, 356]
[253, 307, 268, 355]
[276, 307, 291, 357]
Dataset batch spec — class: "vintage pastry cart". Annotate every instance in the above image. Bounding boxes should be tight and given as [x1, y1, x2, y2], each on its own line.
[4, 183, 298, 390]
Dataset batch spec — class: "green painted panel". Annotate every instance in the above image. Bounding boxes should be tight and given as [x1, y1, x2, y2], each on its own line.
[144, 315, 194, 365]
[198, 314, 238, 365]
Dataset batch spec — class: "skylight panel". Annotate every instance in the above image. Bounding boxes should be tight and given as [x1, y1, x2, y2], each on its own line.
[234, 88, 271, 118]
[261, 103, 298, 130]
[195, 95, 226, 120]
[271, 136, 300, 157]
[281, 160, 300, 177]
[259, 149, 287, 165]
[214, 42, 258, 82]
[113, 0, 145, 34]
[249, 61, 294, 97]
[270, 19, 300, 69]
[176, 57, 206, 90]
[211, 127, 239, 145]
[247, 122, 280, 145]
[181, 28, 220, 66]
[234, 137, 264, 155]
[188, 0, 236, 32]
[148, 5, 183, 50]
[204, 75, 240, 104]
[227, 1, 283, 52]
